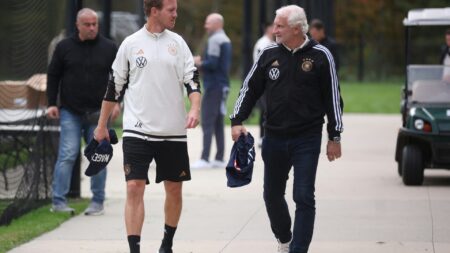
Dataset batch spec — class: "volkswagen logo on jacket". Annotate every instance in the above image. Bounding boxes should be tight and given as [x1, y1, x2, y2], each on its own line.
[269, 67, 280, 80]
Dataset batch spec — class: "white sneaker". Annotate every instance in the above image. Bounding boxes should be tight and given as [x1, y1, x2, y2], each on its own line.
[258, 139, 263, 148]
[277, 239, 290, 253]
[210, 159, 227, 168]
[190, 159, 210, 169]
[50, 204, 75, 215]
[84, 202, 104, 216]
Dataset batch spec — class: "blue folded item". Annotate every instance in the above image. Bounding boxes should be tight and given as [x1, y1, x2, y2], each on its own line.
[226, 132, 256, 187]
[83, 129, 118, 177]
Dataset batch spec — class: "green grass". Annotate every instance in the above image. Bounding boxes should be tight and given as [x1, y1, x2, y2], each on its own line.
[227, 79, 260, 125]
[227, 80, 403, 121]
[341, 81, 402, 114]
[0, 199, 89, 253]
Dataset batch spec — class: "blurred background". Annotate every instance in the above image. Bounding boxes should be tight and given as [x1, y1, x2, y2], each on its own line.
[0, 0, 448, 83]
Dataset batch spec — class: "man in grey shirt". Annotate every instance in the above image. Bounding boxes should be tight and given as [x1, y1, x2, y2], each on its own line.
[192, 13, 232, 169]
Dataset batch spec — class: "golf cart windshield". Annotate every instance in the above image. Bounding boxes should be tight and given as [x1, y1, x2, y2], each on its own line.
[407, 65, 450, 103]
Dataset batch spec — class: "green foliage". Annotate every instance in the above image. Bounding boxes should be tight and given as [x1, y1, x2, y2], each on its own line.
[0, 149, 29, 171]
[0, 199, 89, 253]
[335, 0, 449, 81]
[0, 200, 13, 215]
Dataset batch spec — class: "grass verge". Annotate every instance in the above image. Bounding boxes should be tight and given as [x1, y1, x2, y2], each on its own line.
[340, 81, 402, 114]
[0, 199, 89, 253]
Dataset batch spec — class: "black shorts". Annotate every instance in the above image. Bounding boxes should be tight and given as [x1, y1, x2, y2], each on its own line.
[122, 137, 191, 184]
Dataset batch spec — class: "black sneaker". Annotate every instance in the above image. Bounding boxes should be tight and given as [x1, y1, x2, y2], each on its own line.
[158, 248, 173, 253]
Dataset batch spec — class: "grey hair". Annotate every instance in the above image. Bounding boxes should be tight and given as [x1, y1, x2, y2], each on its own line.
[275, 5, 309, 35]
[77, 8, 98, 21]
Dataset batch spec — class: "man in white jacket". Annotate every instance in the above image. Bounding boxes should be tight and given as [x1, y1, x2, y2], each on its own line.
[252, 23, 275, 146]
[93, 0, 201, 252]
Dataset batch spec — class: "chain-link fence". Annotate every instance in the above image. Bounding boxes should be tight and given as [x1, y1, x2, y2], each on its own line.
[0, 0, 141, 225]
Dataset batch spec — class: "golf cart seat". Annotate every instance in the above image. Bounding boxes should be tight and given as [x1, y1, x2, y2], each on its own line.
[411, 80, 450, 103]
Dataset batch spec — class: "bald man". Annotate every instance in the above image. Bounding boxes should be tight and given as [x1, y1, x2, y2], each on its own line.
[192, 13, 232, 169]
[47, 8, 120, 215]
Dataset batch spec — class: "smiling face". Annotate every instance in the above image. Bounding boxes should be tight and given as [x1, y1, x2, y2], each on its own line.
[273, 14, 300, 45]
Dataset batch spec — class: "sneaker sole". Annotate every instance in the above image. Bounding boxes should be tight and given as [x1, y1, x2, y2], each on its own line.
[84, 210, 104, 216]
[50, 208, 75, 216]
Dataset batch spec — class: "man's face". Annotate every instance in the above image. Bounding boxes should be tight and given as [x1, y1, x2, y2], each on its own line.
[204, 16, 216, 34]
[309, 27, 324, 42]
[155, 0, 178, 30]
[273, 15, 298, 45]
[76, 14, 98, 41]
[446, 34, 450, 47]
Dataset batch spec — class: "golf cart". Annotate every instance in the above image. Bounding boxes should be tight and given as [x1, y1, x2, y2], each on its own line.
[395, 8, 450, 186]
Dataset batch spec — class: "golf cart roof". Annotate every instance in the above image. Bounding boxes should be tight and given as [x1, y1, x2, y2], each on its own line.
[403, 8, 450, 26]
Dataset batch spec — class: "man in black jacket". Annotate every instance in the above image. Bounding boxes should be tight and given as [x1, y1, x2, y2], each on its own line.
[309, 19, 340, 71]
[47, 8, 120, 215]
[230, 5, 343, 253]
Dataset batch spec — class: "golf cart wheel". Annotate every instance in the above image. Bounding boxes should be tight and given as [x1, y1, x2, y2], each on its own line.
[397, 161, 402, 176]
[401, 145, 424, 185]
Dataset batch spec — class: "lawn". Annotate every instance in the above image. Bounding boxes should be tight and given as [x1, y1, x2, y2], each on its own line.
[340, 81, 402, 114]
[0, 199, 89, 253]
[227, 79, 403, 119]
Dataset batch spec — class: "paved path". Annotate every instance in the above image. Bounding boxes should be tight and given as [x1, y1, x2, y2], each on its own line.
[8, 114, 450, 253]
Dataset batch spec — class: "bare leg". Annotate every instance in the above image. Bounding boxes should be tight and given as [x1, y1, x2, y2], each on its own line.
[163, 181, 183, 226]
[125, 180, 146, 235]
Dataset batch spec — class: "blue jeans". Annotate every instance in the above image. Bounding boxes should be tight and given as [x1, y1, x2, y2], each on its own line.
[52, 108, 107, 206]
[262, 134, 321, 253]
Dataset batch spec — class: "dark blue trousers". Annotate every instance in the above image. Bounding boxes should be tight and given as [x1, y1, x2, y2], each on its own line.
[262, 134, 321, 253]
[200, 87, 228, 161]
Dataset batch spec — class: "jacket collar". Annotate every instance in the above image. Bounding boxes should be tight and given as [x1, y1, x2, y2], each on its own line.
[71, 31, 100, 44]
[280, 37, 317, 54]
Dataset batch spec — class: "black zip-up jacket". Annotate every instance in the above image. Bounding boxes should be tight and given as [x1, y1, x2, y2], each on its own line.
[231, 39, 343, 140]
[47, 33, 117, 115]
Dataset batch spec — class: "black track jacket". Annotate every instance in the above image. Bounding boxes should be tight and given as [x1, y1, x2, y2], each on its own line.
[231, 39, 343, 140]
[47, 33, 117, 115]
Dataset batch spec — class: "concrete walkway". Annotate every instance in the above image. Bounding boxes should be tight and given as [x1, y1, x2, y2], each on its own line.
[8, 114, 450, 253]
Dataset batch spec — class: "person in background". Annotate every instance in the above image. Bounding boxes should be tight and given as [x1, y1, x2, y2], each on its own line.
[440, 28, 450, 81]
[93, 0, 201, 252]
[230, 5, 343, 253]
[309, 18, 340, 71]
[252, 22, 276, 147]
[191, 13, 232, 169]
[47, 8, 120, 216]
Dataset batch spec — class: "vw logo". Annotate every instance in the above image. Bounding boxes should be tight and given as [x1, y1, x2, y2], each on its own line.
[136, 56, 147, 68]
[269, 68, 280, 80]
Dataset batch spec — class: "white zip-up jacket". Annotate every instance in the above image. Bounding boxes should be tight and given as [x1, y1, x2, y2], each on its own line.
[105, 26, 200, 141]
